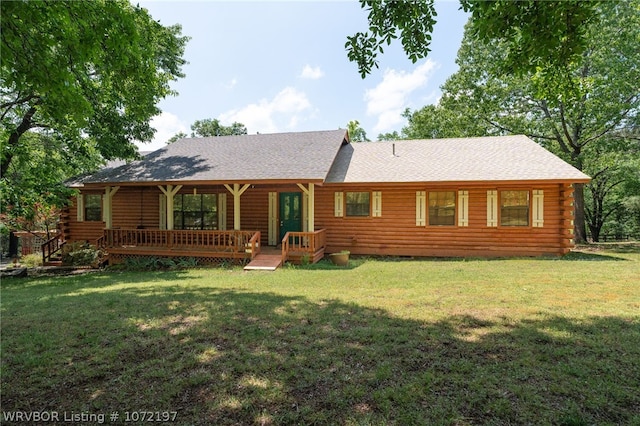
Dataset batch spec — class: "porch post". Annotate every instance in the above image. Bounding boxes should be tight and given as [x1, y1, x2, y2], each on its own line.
[103, 186, 120, 229]
[297, 183, 315, 232]
[224, 183, 251, 230]
[308, 183, 315, 232]
[158, 184, 183, 230]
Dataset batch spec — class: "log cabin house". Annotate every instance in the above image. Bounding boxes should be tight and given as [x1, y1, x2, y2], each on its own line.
[51, 129, 590, 267]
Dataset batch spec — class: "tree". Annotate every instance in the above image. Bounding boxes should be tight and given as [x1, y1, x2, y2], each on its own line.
[166, 132, 188, 144]
[346, 120, 370, 142]
[1, 0, 188, 177]
[346, 0, 603, 78]
[166, 119, 248, 144]
[398, 1, 640, 243]
[190, 119, 247, 137]
[0, 131, 103, 234]
[377, 130, 401, 141]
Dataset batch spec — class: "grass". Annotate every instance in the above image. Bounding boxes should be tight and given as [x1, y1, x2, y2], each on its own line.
[2, 245, 639, 425]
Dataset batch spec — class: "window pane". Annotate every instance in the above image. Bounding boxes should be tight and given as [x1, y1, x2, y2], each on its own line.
[174, 212, 183, 229]
[173, 193, 218, 230]
[346, 192, 370, 217]
[183, 212, 201, 229]
[183, 194, 200, 211]
[202, 194, 217, 210]
[428, 191, 455, 226]
[501, 191, 529, 226]
[202, 194, 218, 229]
[173, 194, 182, 210]
[85, 194, 102, 221]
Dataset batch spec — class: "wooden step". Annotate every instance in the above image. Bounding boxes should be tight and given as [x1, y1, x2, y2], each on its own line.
[244, 254, 282, 271]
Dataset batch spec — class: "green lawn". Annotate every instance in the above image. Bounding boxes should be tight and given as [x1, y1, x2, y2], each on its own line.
[2, 246, 639, 425]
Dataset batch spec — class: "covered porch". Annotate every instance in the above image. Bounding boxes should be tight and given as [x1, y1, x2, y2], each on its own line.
[90, 181, 327, 266]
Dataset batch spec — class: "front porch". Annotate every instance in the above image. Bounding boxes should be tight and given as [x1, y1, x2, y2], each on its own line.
[97, 228, 326, 267]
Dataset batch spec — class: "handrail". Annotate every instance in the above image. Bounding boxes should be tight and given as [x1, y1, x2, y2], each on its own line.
[281, 229, 326, 264]
[95, 235, 106, 249]
[248, 231, 261, 259]
[103, 228, 260, 257]
[41, 235, 65, 264]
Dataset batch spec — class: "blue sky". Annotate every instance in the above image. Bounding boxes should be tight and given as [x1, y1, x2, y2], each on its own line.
[137, 1, 469, 150]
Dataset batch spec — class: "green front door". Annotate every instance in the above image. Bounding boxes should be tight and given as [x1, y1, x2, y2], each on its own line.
[279, 192, 302, 241]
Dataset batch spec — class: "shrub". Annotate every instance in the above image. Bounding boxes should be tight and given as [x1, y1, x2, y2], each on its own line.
[62, 242, 104, 267]
[20, 253, 43, 268]
[117, 256, 199, 271]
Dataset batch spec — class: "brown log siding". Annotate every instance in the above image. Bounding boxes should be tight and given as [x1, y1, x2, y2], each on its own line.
[316, 183, 574, 257]
[63, 182, 575, 257]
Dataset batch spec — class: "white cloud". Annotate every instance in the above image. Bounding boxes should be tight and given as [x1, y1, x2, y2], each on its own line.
[136, 111, 188, 152]
[300, 64, 324, 80]
[365, 60, 437, 133]
[219, 87, 312, 134]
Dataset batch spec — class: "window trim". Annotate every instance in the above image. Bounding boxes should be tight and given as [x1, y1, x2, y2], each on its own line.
[84, 194, 103, 222]
[427, 190, 457, 227]
[499, 189, 531, 227]
[173, 193, 219, 230]
[344, 191, 371, 218]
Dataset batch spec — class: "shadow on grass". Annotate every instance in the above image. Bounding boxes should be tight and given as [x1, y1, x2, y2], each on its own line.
[2, 283, 639, 425]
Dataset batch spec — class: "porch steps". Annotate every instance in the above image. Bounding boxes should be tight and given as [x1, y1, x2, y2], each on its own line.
[244, 254, 282, 271]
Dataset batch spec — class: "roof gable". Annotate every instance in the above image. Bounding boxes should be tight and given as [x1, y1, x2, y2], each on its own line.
[326, 135, 590, 183]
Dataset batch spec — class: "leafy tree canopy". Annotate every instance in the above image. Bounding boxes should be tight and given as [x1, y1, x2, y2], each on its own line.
[166, 119, 248, 144]
[190, 119, 247, 137]
[347, 120, 370, 142]
[346, 0, 603, 78]
[1, 0, 189, 177]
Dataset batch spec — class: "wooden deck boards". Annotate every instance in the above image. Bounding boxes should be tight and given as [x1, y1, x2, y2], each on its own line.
[244, 254, 283, 271]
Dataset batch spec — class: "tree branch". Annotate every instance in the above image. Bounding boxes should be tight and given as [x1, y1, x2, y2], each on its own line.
[1, 103, 39, 178]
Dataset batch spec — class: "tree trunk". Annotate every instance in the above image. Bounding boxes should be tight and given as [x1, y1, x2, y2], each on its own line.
[573, 183, 588, 243]
[0, 105, 38, 179]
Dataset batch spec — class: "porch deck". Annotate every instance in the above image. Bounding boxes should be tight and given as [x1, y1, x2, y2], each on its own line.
[95, 228, 327, 266]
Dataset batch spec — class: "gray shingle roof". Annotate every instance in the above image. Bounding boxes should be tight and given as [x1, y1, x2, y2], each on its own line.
[77, 129, 348, 185]
[325, 135, 590, 183]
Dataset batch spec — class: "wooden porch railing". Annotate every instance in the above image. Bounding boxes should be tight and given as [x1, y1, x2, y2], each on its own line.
[281, 228, 327, 264]
[103, 229, 261, 259]
[41, 235, 65, 265]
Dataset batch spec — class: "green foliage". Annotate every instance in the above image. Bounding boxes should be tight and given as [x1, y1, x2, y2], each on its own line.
[20, 253, 43, 268]
[346, 120, 370, 142]
[346, 0, 437, 78]
[0, 132, 101, 230]
[61, 242, 103, 267]
[166, 131, 188, 144]
[190, 119, 247, 137]
[166, 119, 248, 144]
[377, 130, 401, 141]
[1, 0, 188, 174]
[347, 0, 602, 78]
[117, 256, 199, 271]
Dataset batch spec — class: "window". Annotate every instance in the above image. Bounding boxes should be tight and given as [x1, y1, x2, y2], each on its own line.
[84, 194, 102, 222]
[500, 191, 529, 226]
[429, 191, 455, 226]
[345, 192, 370, 217]
[173, 194, 218, 230]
